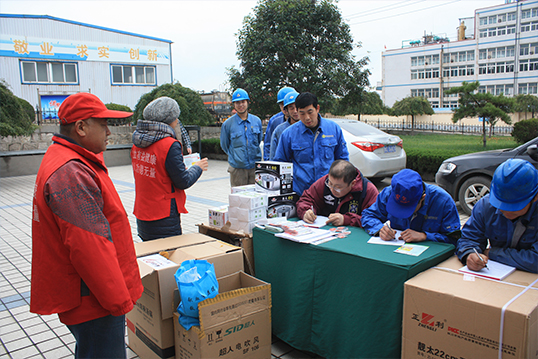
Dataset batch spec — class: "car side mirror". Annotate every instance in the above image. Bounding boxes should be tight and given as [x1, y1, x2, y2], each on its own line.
[527, 145, 538, 162]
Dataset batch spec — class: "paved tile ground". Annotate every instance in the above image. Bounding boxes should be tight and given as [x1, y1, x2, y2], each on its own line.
[0, 159, 469, 359]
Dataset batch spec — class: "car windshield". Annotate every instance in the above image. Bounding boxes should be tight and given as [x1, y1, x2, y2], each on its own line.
[330, 119, 387, 136]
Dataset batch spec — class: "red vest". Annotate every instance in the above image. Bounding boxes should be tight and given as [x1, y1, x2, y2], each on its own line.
[31, 136, 143, 325]
[132, 136, 187, 221]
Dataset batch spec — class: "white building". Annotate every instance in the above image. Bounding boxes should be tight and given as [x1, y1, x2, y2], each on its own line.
[0, 14, 172, 115]
[381, 0, 538, 109]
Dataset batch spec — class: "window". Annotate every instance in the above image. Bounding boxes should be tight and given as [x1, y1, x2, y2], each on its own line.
[487, 63, 496, 74]
[467, 51, 475, 61]
[21, 61, 77, 84]
[450, 67, 458, 77]
[497, 47, 506, 58]
[479, 29, 487, 38]
[507, 46, 515, 57]
[478, 86, 486, 93]
[532, 21, 538, 31]
[479, 17, 488, 26]
[532, 43, 538, 54]
[418, 70, 425, 79]
[432, 88, 439, 98]
[459, 52, 466, 62]
[520, 60, 529, 72]
[479, 49, 487, 60]
[458, 66, 467, 76]
[530, 58, 538, 71]
[411, 70, 418, 80]
[507, 12, 516, 21]
[496, 62, 505, 73]
[519, 84, 528, 94]
[432, 54, 440, 64]
[467, 65, 475, 76]
[425, 89, 432, 98]
[442, 53, 450, 63]
[498, 13, 507, 22]
[479, 64, 487, 75]
[450, 53, 458, 63]
[418, 56, 425, 66]
[425, 55, 432, 65]
[417, 89, 425, 97]
[443, 68, 451, 77]
[489, 15, 497, 24]
[411, 57, 418, 67]
[506, 25, 516, 34]
[430, 101, 439, 108]
[486, 85, 495, 94]
[506, 61, 514, 72]
[522, 9, 531, 19]
[411, 89, 417, 97]
[111, 65, 156, 85]
[488, 48, 496, 59]
[533, 8, 538, 17]
[495, 86, 503, 96]
[529, 83, 537, 94]
[432, 68, 440, 78]
[505, 84, 514, 95]
[521, 44, 530, 56]
[425, 68, 432, 78]
[521, 22, 531, 32]
[488, 28, 497, 37]
[498, 26, 506, 36]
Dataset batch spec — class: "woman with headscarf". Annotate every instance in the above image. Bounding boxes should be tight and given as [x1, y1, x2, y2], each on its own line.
[131, 97, 208, 241]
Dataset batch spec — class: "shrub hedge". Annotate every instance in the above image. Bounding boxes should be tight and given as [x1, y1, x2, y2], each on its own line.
[192, 138, 226, 155]
[511, 118, 538, 144]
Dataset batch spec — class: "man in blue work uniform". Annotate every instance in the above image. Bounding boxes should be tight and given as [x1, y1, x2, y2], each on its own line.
[269, 90, 299, 160]
[263, 86, 295, 160]
[272, 92, 349, 195]
[361, 169, 461, 245]
[457, 159, 538, 273]
[220, 88, 262, 186]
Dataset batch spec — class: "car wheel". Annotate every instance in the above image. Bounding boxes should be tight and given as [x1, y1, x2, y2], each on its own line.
[458, 176, 491, 216]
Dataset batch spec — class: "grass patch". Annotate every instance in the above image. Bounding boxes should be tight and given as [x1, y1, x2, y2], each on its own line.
[399, 134, 517, 176]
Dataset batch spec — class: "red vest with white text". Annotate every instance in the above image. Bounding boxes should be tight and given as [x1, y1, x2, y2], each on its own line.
[132, 136, 187, 221]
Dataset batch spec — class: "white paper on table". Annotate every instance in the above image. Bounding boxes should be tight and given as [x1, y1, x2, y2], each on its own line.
[367, 230, 404, 246]
[458, 260, 516, 281]
[276, 227, 335, 244]
[297, 215, 330, 228]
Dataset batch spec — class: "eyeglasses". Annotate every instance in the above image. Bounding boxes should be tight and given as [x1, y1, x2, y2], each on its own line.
[325, 178, 350, 194]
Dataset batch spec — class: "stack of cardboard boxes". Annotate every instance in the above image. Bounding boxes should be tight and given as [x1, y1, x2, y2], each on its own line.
[207, 161, 299, 235]
[126, 233, 272, 359]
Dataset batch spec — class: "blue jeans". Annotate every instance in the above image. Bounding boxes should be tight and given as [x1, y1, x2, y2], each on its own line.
[67, 314, 126, 359]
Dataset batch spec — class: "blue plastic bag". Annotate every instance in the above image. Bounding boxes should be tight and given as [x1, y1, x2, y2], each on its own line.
[174, 259, 219, 318]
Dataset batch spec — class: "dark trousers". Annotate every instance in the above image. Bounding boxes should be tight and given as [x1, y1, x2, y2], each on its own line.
[67, 314, 126, 359]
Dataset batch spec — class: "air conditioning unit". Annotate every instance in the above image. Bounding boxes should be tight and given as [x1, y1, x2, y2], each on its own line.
[531, 51, 535, 55]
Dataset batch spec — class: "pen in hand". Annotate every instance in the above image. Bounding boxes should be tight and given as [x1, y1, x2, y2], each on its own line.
[472, 248, 489, 270]
[382, 220, 396, 240]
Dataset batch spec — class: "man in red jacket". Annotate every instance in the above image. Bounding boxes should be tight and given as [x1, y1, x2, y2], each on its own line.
[297, 160, 379, 227]
[31, 93, 143, 359]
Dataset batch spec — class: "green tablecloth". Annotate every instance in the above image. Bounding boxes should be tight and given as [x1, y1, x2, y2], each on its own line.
[253, 225, 455, 359]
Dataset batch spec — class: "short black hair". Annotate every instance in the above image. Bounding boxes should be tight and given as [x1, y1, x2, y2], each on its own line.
[295, 92, 318, 110]
[329, 160, 357, 184]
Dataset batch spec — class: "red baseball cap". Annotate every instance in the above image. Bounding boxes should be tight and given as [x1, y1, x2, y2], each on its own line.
[58, 92, 133, 125]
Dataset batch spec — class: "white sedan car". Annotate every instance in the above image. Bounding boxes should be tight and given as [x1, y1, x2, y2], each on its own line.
[329, 118, 406, 179]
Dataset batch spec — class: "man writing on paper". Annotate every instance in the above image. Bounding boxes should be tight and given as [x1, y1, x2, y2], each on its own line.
[361, 169, 461, 244]
[296, 160, 379, 227]
[457, 159, 538, 273]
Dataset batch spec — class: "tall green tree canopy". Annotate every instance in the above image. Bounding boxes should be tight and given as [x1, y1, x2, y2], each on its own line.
[391, 96, 434, 135]
[228, 0, 369, 117]
[445, 81, 513, 147]
[514, 94, 538, 119]
[0, 80, 36, 137]
[333, 90, 386, 120]
[134, 83, 213, 126]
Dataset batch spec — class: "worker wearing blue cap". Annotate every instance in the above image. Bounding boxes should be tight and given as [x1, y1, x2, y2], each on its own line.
[457, 159, 538, 273]
[362, 168, 461, 244]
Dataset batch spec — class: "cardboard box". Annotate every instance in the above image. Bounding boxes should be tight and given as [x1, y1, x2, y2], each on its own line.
[127, 234, 244, 359]
[208, 205, 229, 228]
[229, 207, 267, 222]
[173, 271, 272, 359]
[183, 153, 201, 169]
[254, 161, 293, 195]
[231, 184, 257, 194]
[267, 193, 299, 219]
[229, 219, 260, 235]
[229, 191, 268, 210]
[402, 256, 538, 359]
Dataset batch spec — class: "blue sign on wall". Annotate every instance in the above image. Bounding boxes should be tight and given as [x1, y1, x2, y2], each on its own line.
[40, 94, 68, 120]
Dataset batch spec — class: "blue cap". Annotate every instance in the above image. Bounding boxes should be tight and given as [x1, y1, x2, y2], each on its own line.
[490, 159, 538, 211]
[387, 169, 424, 219]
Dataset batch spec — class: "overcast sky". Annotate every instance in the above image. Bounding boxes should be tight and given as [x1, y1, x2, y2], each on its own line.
[1, 0, 503, 93]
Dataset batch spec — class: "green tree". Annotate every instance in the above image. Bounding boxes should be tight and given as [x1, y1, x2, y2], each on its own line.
[445, 81, 513, 148]
[228, 0, 369, 118]
[0, 80, 36, 137]
[133, 83, 213, 126]
[391, 96, 434, 135]
[333, 90, 385, 120]
[514, 94, 538, 119]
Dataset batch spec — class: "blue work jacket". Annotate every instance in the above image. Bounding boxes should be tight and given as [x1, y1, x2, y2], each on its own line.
[361, 184, 461, 245]
[220, 113, 262, 169]
[269, 120, 291, 160]
[272, 116, 349, 195]
[263, 112, 285, 160]
[456, 195, 538, 273]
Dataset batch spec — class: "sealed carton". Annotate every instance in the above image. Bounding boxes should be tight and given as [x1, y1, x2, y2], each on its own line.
[229, 191, 268, 210]
[267, 193, 299, 219]
[229, 207, 266, 222]
[173, 271, 272, 359]
[254, 161, 293, 194]
[208, 205, 229, 228]
[402, 256, 538, 359]
[231, 184, 257, 194]
[229, 220, 259, 235]
[127, 234, 244, 359]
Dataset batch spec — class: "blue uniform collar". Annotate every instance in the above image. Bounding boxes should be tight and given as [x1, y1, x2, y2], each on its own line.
[233, 113, 253, 125]
[298, 114, 324, 134]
